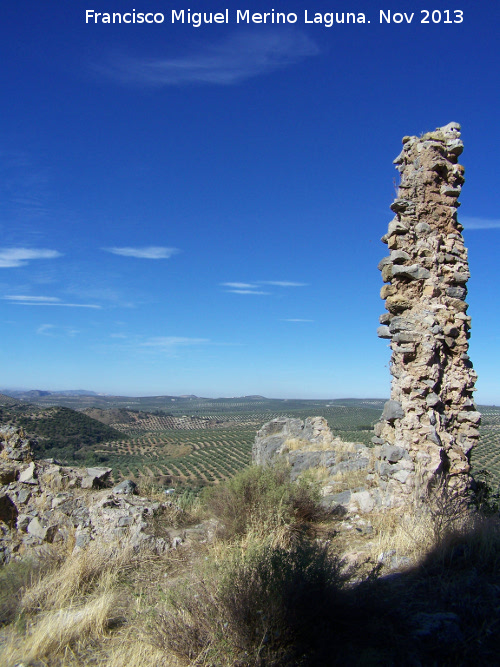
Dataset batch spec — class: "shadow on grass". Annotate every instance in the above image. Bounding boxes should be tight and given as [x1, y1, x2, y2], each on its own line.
[152, 517, 500, 667]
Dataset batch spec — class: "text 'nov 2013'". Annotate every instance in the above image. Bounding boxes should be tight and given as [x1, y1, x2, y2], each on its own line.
[85, 9, 465, 27]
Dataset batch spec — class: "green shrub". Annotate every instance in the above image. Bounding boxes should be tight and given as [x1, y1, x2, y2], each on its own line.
[202, 464, 324, 539]
[151, 534, 346, 666]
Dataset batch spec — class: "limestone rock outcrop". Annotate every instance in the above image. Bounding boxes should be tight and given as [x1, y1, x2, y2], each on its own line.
[375, 122, 479, 504]
[0, 425, 34, 462]
[253, 417, 375, 512]
[0, 426, 214, 564]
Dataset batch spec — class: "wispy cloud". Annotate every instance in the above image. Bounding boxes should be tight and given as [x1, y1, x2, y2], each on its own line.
[281, 318, 315, 322]
[221, 282, 257, 289]
[6, 295, 60, 303]
[226, 289, 271, 295]
[36, 323, 80, 337]
[37, 324, 56, 335]
[0, 248, 62, 268]
[103, 246, 180, 259]
[261, 281, 308, 287]
[64, 286, 136, 309]
[460, 216, 500, 230]
[99, 31, 319, 86]
[3, 295, 101, 309]
[222, 279, 307, 294]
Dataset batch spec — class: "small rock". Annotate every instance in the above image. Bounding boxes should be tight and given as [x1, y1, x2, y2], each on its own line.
[382, 400, 404, 422]
[426, 392, 441, 407]
[350, 491, 375, 513]
[19, 462, 37, 484]
[27, 517, 58, 542]
[380, 443, 405, 463]
[0, 492, 18, 526]
[113, 479, 137, 495]
[377, 325, 392, 339]
[392, 264, 431, 281]
[415, 222, 431, 235]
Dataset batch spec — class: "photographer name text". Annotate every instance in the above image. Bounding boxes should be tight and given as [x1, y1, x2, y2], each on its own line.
[85, 9, 464, 27]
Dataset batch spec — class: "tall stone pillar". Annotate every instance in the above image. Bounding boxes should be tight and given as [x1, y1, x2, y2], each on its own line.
[374, 123, 480, 505]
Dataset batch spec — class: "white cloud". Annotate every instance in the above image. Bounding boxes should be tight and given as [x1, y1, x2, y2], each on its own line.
[3, 295, 101, 309]
[226, 289, 270, 295]
[100, 31, 319, 86]
[36, 323, 80, 336]
[222, 279, 307, 294]
[0, 248, 62, 268]
[460, 216, 500, 230]
[5, 295, 60, 303]
[221, 282, 257, 289]
[37, 324, 56, 335]
[261, 281, 308, 287]
[110, 333, 128, 339]
[104, 246, 180, 259]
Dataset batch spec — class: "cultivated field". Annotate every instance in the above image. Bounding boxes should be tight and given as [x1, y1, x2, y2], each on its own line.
[4, 392, 498, 492]
[471, 407, 500, 490]
[89, 399, 500, 493]
[93, 400, 384, 488]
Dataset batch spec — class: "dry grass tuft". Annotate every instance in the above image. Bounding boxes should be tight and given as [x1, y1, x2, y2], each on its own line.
[2, 465, 500, 666]
[150, 528, 346, 666]
[21, 543, 130, 614]
[12, 592, 117, 663]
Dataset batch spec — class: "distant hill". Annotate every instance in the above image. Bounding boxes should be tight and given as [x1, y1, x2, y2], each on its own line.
[0, 398, 124, 466]
[0, 393, 23, 407]
[82, 407, 138, 426]
[1, 389, 101, 400]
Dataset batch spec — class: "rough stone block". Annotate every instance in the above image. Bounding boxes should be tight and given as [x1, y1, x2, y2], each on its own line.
[19, 462, 37, 484]
[0, 492, 18, 526]
[377, 325, 391, 339]
[380, 443, 405, 463]
[381, 400, 404, 422]
[392, 264, 431, 281]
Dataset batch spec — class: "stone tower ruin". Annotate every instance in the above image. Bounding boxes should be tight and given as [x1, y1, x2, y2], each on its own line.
[374, 122, 480, 505]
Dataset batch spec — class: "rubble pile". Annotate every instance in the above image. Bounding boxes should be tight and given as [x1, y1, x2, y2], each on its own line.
[0, 426, 214, 564]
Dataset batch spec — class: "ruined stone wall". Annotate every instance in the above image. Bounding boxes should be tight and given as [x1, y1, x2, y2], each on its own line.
[374, 122, 480, 505]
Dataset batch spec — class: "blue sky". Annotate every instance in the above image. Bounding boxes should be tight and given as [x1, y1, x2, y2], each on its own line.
[1, 0, 499, 401]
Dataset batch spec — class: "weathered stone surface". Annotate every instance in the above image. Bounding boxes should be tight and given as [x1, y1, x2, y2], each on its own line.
[27, 517, 58, 542]
[392, 264, 431, 281]
[350, 491, 375, 513]
[81, 467, 112, 489]
[377, 325, 391, 339]
[375, 123, 479, 506]
[390, 249, 411, 264]
[19, 462, 37, 484]
[0, 426, 34, 462]
[252, 418, 305, 465]
[0, 492, 18, 526]
[382, 400, 404, 422]
[380, 444, 405, 463]
[86, 467, 112, 482]
[0, 463, 18, 485]
[113, 479, 137, 495]
[252, 417, 373, 509]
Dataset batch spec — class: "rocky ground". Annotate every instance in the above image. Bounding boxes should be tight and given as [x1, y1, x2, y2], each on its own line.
[0, 426, 215, 566]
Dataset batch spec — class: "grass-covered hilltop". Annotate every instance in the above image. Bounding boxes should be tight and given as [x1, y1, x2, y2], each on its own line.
[0, 391, 500, 666]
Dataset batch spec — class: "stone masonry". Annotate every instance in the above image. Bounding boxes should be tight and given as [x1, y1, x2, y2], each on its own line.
[374, 122, 480, 505]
